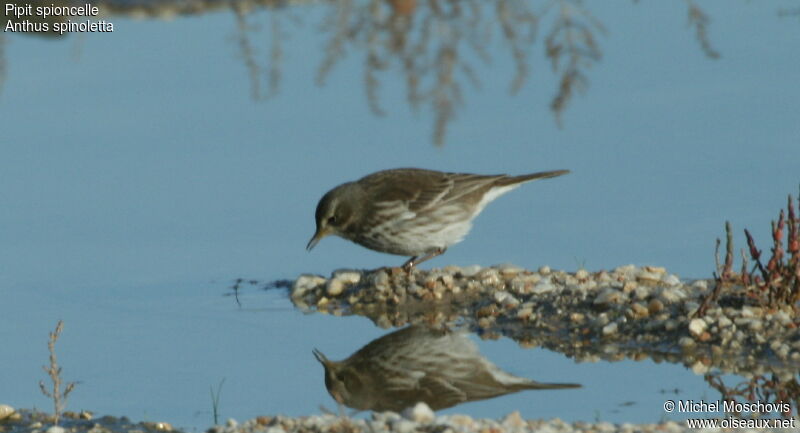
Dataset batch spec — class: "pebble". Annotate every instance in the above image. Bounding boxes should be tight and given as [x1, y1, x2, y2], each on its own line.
[326, 271, 361, 296]
[636, 270, 662, 284]
[532, 281, 555, 294]
[661, 274, 680, 286]
[593, 288, 626, 306]
[602, 322, 618, 336]
[460, 265, 482, 277]
[632, 285, 650, 300]
[292, 274, 326, 297]
[502, 411, 526, 429]
[370, 271, 390, 288]
[647, 299, 664, 314]
[657, 287, 687, 303]
[690, 361, 709, 374]
[688, 318, 707, 337]
[0, 404, 15, 420]
[498, 264, 524, 276]
[401, 402, 435, 423]
[493, 291, 519, 308]
[516, 306, 534, 320]
[629, 303, 648, 319]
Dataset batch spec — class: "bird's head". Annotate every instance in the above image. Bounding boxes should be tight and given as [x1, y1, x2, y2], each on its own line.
[313, 348, 354, 406]
[307, 184, 357, 251]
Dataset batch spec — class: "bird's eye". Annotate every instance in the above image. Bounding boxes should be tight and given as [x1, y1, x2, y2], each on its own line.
[327, 216, 337, 224]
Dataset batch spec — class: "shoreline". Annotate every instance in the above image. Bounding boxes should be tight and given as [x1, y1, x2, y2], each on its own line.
[3, 406, 797, 433]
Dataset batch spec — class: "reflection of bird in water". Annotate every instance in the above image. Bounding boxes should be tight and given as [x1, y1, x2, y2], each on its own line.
[313, 325, 580, 412]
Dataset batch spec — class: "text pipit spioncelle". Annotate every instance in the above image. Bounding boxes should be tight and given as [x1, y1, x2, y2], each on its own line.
[307, 168, 570, 270]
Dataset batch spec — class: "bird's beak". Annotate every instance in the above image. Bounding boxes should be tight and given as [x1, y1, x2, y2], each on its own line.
[312, 348, 329, 366]
[306, 227, 329, 251]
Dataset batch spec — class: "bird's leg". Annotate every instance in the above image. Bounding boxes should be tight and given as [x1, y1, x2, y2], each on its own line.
[401, 247, 447, 271]
[401, 256, 418, 272]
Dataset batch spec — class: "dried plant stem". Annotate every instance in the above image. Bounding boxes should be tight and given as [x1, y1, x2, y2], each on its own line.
[38, 320, 77, 426]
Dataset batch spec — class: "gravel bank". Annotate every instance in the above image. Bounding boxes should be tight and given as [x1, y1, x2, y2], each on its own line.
[291, 264, 800, 379]
[3, 406, 794, 433]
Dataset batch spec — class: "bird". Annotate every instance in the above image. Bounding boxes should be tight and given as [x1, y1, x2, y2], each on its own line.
[306, 168, 569, 270]
[313, 325, 580, 412]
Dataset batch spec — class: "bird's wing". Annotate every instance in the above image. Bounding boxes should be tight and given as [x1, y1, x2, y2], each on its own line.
[414, 173, 501, 212]
[363, 169, 502, 214]
[418, 374, 469, 408]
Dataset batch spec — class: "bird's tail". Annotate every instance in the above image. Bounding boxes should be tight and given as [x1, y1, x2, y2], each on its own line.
[497, 169, 570, 186]
[518, 380, 582, 391]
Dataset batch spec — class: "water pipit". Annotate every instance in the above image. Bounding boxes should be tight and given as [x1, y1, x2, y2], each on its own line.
[307, 168, 569, 270]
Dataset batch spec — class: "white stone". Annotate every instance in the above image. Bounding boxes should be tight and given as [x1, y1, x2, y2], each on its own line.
[516, 307, 534, 320]
[292, 274, 326, 297]
[0, 405, 15, 420]
[324, 271, 361, 296]
[614, 264, 637, 274]
[326, 279, 346, 296]
[773, 311, 792, 325]
[393, 419, 417, 433]
[332, 270, 361, 284]
[497, 264, 524, 275]
[460, 265, 482, 277]
[531, 281, 555, 294]
[510, 279, 528, 294]
[683, 302, 700, 316]
[402, 402, 435, 423]
[594, 288, 626, 306]
[602, 322, 618, 335]
[658, 287, 688, 303]
[502, 411, 525, 428]
[595, 421, 617, 432]
[741, 306, 757, 318]
[678, 336, 695, 348]
[636, 270, 659, 280]
[493, 291, 520, 307]
[690, 361, 709, 374]
[661, 274, 680, 286]
[633, 285, 651, 300]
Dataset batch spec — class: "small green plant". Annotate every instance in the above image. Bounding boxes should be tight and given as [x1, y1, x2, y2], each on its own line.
[38, 320, 77, 426]
[210, 378, 225, 425]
